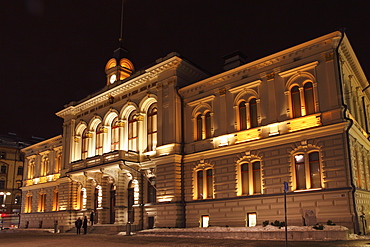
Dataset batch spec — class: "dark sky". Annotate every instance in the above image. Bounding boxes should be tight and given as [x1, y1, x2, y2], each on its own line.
[2, 0, 370, 139]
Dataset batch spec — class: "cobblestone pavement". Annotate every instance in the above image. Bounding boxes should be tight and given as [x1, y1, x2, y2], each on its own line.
[1, 232, 370, 247]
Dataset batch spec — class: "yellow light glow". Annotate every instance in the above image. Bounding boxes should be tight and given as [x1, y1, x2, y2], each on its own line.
[157, 195, 174, 202]
[235, 128, 261, 144]
[288, 115, 321, 132]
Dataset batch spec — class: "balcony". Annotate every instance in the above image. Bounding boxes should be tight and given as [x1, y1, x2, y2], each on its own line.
[70, 150, 139, 171]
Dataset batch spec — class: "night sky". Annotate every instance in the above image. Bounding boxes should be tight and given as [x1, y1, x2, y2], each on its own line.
[2, 0, 370, 139]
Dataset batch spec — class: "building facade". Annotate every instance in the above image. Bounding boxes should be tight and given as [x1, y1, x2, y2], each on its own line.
[21, 31, 370, 234]
[0, 134, 37, 227]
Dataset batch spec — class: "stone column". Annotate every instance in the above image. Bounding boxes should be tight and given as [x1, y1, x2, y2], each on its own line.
[115, 172, 129, 225]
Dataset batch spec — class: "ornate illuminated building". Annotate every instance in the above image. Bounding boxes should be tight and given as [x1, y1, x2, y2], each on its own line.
[20, 31, 370, 234]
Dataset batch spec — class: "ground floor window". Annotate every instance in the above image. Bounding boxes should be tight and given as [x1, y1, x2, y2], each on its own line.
[247, 212, 257, 227]
[201, 215, 209, 227]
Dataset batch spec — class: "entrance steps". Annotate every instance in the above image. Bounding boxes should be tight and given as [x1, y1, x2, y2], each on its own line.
[67, 224, 126, 235]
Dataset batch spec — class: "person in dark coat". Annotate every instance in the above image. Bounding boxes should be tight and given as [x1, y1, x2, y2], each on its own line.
[75, 217, 82, 235]
[90, 210, 94, 226]
[83, 216, 88, 234]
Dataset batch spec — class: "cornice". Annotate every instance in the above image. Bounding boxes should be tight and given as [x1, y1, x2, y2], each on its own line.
[188, 95, 216, 107]
[56, 56, 184, 119]
[180, 31, 341, 95]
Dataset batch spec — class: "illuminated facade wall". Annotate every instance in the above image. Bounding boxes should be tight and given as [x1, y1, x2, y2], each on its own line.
[20, 32, 370, 233]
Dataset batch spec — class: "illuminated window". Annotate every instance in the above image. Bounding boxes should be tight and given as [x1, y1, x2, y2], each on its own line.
[25, 194, 32, 213]
[96, 123, 104, 155]
[240, 161, 262, 195]
[28, 160, 35, 179]
[294, 151, 321, 190]
[247, 212, 257, 227]
[201, 215, 209, 227]
[38, 192, 46, 212]
[79, 187, 87, 210]
[53, 188, 59, 211]
[81, 129, 89, 159]
[41, 157, 48, 176]
[196, 169, 214, 200]
[128, 111, 138, 152]
[147, 104, 158, 152]
[55, 154, 62, 173]
[291, 86, 302, 118]
[238, 98, 258, 130]
[195, 112, 213, 141]
[14, 195, 21, 205]
[111, 117, 120, 151]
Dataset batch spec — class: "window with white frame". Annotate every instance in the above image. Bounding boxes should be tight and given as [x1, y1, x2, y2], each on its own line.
[240, 161, 262, 195]
[294, 151, 322, 190]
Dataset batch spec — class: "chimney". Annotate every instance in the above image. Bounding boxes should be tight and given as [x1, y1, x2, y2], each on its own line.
[222, 51, 247, 71]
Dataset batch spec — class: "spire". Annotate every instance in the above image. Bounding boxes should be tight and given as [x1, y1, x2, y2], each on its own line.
[105, 0, 134, 85]
[113, 0, 128, 61]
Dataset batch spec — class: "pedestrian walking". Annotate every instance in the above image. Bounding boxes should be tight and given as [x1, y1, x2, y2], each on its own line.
[83, 216, 88, 234]
[90, 210, 94, 226]
[75, 217, 82, 235]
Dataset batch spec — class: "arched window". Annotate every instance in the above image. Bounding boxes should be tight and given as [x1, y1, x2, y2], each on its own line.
[96, 123, 104, 155]
[196, 114, 203, 141]
[304, 82, 314, 115]
[240, 161, 262, 195]
[205, 112, 212, 139]
[28, 160, 35, 179]
[239, 101, 247, 130]
[291, 86, 302, 118]
[128, 111, 137, 152]
[41, 158, 48, 176]
[111, 117, 120, 151]
[147, 104, 158, 152]
[294, 151, 322, 190]
[249, 98, 258, 128]
[81, 129, 89, 159]
[55, 154, 61, 173]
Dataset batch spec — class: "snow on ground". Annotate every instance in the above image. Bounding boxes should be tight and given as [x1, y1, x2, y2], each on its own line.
[140, 225, 348, 232]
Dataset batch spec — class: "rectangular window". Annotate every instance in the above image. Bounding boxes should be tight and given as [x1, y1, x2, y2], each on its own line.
[147, 178, 156, 203]
[0, 180, 5, 189]
[17, 166, 23, 176]
[295, 154, 306, 190]
[38, 194, 46, 212]
[252, 162, 261, 194]
[197, 171, 203, 199]
[0, 195, 4, 205]
[309, 152, 321, 188]
[241, 164, 249, 195]
[25, 196, 32, 213]
[201, 215, 209, 227]
[206, 169, 213, 199]
[0, 165, 6, 174]
[247, 212, 257, 227]
[53, 191, 59, 211]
